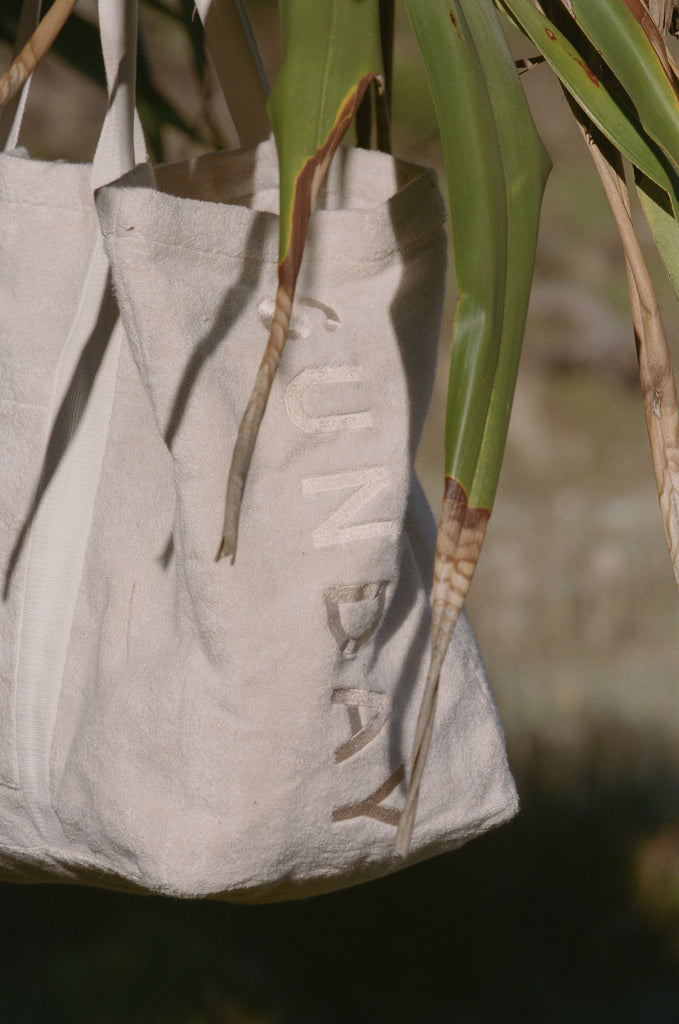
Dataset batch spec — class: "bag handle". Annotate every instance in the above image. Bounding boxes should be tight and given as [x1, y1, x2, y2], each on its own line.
[93, 0, 144, 186]
[3, 1, 268, 154]
[11, 0, 143, 844]
[1, 0, 145, 175]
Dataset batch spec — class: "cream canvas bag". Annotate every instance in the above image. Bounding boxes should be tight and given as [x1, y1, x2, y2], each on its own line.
[0, 2, 517, 901]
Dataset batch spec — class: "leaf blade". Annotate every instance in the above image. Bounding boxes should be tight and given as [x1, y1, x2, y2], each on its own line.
[463, 0, 550, 510]
[397, 0, 548, 854]
[570, 0, 679, 169]
[268, 0, 383, 272]
[219, 0, 383, 559]
[500, 0, 679, 220]
[406, 0, 508, 497]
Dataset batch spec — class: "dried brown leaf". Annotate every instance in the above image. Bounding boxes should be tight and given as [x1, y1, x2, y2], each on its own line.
[582, 123, 679, 585]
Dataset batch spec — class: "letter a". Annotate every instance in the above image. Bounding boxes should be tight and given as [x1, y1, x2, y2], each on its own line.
[331, 688, 390, 763]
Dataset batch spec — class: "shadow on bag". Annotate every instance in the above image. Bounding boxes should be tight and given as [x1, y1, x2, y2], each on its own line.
[0, 0, 517, 901]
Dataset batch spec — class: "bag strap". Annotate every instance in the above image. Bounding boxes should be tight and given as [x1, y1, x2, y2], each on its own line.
[194, 0, 270, 148]
[93, 0, 143, 186]
[1, 0, 145, 172]
[12, 0, 143, 844]
[4, 1, 269, 153]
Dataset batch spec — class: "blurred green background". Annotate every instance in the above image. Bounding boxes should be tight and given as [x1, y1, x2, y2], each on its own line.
[1, 1, 679, 1020]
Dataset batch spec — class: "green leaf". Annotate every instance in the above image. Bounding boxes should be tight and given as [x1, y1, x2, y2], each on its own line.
[220, 0, 383, 559]
[397, 0, 548, 855]
[267, 0, 382, 282]
[501, 0, 679, 340]
[637, 169, 679, 304]
[405, 0, 548, 509]
[405, 0, 508, 497]
[570, 0, 679, 171]
[500, 0, 679, 224]
[567, 0, 679, 306]
[462, 0, 550, 509]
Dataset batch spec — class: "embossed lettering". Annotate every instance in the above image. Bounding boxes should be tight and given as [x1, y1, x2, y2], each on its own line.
[298, 297, 340, 331]
[277, 292, 404, 834]
[324, 581, 388, 657]
[332, 688, 390, 763]
[285, 366, 373, 435]
[257, 296, 310, 340]
[258, 296, 340, 339]
[302, 467, 398, 548]
[332, 765, 405, 827]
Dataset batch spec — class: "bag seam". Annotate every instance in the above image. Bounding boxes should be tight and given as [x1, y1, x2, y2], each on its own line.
[101, 223, 445, 268]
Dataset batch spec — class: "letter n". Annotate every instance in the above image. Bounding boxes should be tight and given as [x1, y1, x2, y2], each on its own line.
[302, 467, 399, 548]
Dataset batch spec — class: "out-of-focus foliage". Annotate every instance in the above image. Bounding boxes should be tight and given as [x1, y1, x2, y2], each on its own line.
[0, 0, 210, 160]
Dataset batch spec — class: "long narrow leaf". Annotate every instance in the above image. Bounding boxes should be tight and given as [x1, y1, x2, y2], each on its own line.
[637, 169, 679, 300]
[584, 131, 679, 585]
[501, 0, 679, 425]
[397, 0, 548, 854]
[503, 0, 679, 587]
[571, 0, 679, 170]
[407, 1, 508, 492]
[464, 2, 550, 511]
[500, 0, 679, 223]
[219, 0, 382, 559]
[398, 0, 507, 854]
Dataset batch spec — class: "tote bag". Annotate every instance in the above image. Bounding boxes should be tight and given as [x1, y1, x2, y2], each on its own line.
[0, 3, 518, 901]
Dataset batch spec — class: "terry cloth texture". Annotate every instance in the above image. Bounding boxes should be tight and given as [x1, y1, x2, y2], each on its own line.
[0, 136, 517, 900]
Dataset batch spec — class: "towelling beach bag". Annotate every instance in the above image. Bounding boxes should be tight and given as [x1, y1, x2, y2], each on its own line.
[0, 2, 517, 900]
